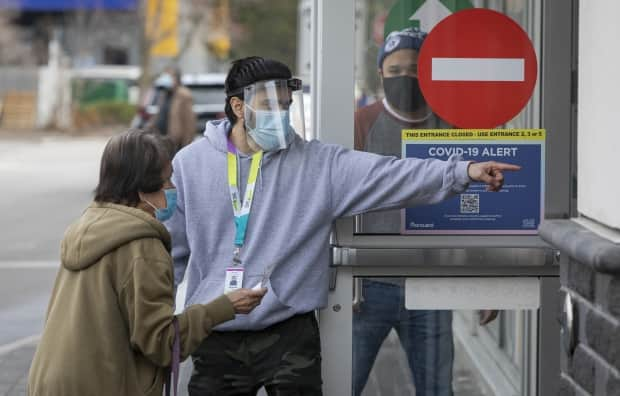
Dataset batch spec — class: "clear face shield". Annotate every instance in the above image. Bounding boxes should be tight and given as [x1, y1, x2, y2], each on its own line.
[243, 78, 305, 151]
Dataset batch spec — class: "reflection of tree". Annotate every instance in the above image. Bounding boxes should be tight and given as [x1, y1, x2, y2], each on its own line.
[0, 11, 34, 65]
[139, 0, 172, 98]
[70, 3, 108, 68]
[138, 0, 211, 98]
[229, 0, 298, 72]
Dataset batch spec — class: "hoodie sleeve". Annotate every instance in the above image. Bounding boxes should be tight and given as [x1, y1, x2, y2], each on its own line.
[326, 144, 471, 219]
[118, 253, 235, 366]
[166, 163, 190, 287]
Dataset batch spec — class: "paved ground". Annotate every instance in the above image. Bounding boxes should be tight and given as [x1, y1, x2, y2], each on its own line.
[0, 344, 35, 396]
[360, 328, 491, 396]
[0, 130, 109, 396]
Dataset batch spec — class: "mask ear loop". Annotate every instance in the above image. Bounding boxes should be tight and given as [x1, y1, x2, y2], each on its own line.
[141, 189, 167, 212]
[143, 198, 159, 212]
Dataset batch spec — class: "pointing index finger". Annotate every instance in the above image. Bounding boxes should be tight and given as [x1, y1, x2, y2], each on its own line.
[492, 162, 521, 171]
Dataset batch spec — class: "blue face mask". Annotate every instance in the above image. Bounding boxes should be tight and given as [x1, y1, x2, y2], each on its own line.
[145, 188, 177, 222]
[246, 106, 295, 151]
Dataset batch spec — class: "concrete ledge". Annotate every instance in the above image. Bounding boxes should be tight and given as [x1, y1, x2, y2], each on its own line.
[539, 220, 620, 274]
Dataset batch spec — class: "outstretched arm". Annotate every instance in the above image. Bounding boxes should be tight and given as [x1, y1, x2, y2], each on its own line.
[327, 145, 520, 219]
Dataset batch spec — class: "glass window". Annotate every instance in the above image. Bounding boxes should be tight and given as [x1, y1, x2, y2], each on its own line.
[353, 0, 541, 236]
[353, 277, 537, 396]
[351, 2, 542, 395]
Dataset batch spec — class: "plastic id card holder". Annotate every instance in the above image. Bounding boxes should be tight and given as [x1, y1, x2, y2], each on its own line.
[224, 267, 244, 294]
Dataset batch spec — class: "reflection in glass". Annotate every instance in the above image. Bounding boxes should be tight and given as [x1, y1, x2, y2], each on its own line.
[353, 279, 455, 396]
[351, 1, 541, 394]
[352, 279, 536, 396]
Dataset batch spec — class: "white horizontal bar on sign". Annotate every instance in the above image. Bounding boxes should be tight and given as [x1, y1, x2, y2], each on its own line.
[404, 277, 540, 310]
[431, 58, 525, 81]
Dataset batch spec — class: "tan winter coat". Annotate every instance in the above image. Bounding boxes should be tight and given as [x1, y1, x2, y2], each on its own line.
[28, 202, 234, 396]
[168, 86, 196, 149]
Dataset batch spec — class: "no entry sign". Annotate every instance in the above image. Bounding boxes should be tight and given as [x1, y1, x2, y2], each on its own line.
[418, 9, 538, 128]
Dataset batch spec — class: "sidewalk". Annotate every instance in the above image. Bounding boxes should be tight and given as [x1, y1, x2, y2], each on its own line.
[0, 126, 120, 141]
[0, 342, 36, 396]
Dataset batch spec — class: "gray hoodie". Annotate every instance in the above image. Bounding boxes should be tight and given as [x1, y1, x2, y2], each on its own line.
[167, 119, 470, 330]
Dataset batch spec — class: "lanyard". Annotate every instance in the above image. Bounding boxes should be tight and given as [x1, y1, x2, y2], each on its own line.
[227, 150, 263, 255]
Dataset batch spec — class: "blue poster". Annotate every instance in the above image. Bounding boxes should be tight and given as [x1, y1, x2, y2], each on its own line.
[401, 129, 545, 234]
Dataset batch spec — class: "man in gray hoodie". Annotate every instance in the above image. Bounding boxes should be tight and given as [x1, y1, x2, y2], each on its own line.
[167, 56, 520, 395]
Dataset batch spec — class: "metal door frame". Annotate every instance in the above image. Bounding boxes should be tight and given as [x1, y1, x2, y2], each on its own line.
[314, 1, 576, 394]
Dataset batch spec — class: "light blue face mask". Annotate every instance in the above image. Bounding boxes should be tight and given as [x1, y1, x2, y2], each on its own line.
[245, 105, 295, 151]
[145, 188, 177, 222]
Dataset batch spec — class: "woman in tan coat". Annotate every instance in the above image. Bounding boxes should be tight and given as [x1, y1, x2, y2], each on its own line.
[28, 130, 267, 396]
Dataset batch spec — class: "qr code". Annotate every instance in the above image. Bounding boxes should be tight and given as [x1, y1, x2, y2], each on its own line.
[460, 194, 480, 214]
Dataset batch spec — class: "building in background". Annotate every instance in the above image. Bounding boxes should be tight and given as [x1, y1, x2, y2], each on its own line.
[0, 0, 302, 131]
[1, 0, 140, 66]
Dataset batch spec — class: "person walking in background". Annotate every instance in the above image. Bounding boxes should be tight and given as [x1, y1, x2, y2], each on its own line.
[353, 28, 499, 396]
[27, 130, 266, 396]
[149, 67, 197, 151]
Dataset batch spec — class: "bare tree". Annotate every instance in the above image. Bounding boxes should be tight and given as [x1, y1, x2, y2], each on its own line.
[69, 4, 106, 67]
[138, 0, 212, 99]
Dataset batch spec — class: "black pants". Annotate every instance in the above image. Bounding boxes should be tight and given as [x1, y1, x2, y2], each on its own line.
[189, 312, 323, 396]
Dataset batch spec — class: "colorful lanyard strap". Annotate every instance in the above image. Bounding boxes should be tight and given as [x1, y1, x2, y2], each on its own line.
[227, 149, 263, 260]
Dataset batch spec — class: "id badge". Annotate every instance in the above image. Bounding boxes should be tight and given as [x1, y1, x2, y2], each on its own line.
[224, 267, 244, 294]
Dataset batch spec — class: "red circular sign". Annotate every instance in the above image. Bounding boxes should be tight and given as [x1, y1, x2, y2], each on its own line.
[418, 9, 537, 129]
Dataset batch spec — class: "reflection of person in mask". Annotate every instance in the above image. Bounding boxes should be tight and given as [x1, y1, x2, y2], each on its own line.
[353, 28, 498, 396]
[353, 28, 455, 396]
[381, 53, 426, 115]
[355, 27, 441, 157]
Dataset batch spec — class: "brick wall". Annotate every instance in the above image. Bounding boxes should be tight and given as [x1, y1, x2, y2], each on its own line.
[540, 220, 620, 396]
[559, 261, 620, 395]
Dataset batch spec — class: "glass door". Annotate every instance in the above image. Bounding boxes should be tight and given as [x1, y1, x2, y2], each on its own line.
[346, 2, 543, 395]
[316, 0, 573, 394]
[353, 275, 540, 396]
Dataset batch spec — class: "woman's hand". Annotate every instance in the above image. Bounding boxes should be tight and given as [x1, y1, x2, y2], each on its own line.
[226, 288, 268, 314]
